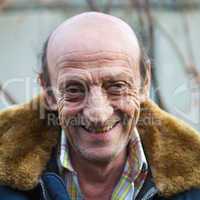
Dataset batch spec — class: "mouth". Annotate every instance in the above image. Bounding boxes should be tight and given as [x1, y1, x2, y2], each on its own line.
[80, 121, 120, 134]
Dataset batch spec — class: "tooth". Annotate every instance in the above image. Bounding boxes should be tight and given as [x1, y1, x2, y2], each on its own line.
[82, 124, 116, 133]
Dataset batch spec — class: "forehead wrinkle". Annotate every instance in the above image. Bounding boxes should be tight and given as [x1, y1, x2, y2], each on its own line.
[55, 50, 139, 71]
[57, 68, 91, 84]
[56, 50, 133, 62]
[57, 66, 136, 87]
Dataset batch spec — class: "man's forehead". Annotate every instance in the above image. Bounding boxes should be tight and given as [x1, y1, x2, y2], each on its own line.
[47, 12, 140, 73]
[58, 65, 134, 78]
[55, 51, 137, 70]
[57, 66, 136, 85]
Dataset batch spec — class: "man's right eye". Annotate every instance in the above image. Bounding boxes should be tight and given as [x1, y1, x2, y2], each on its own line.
[64, 84, 85, 101]
[65, 85, 84, 94]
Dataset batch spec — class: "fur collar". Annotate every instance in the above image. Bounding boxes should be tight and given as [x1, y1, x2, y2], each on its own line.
[0, 96, 200, 197]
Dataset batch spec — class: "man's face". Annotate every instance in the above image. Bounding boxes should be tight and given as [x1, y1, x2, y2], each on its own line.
[44, 12, 147, 162]
[53, 51, 141, 162]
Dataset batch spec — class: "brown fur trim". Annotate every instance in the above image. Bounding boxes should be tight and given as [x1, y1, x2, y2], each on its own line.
[138, 100, 200, 197]
[0, 96, 59, 191]
[0, 96, 200, 197]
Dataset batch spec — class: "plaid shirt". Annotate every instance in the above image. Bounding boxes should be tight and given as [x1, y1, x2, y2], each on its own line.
[59, 128, 148, 200]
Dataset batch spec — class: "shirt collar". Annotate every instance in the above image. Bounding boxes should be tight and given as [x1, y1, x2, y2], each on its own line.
[59, 129, 75, 173]
[125, 128, 148, 181]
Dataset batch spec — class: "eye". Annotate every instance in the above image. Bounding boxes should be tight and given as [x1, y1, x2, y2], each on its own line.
[106, 81, 128, 95]
[65, 85, 84, 94]
[63, 83, 85, 101]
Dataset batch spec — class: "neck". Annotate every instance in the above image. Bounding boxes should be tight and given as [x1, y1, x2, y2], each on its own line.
[69, 146, 127, 199]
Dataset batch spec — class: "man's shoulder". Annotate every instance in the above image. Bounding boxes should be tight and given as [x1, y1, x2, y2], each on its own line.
[0, 96, 59, 192]
[138, 100, 200, 198]
[0, 104, 23, 133]
[0, 97, 38, 137]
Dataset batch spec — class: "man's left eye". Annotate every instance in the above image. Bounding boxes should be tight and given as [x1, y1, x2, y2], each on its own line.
[106, 82, 128, 94]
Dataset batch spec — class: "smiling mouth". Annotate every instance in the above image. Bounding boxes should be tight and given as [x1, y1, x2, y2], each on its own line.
[80, 121, 120, 134]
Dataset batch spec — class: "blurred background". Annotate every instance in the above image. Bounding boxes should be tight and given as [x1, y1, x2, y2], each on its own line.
[0, 0, 200, 130]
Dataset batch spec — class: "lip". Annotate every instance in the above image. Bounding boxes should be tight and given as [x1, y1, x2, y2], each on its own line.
[81, 121, 119, 134]
[80, 121, 120, 141]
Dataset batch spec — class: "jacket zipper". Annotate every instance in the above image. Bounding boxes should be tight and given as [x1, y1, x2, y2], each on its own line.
[141, 187, 158, 200]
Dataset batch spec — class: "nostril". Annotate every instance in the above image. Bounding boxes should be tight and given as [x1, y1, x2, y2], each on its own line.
[83, 106, 114, 124]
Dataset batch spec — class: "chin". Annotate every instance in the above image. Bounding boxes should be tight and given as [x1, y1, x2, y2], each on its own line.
[75, 143, 127, 163]
[80, 151, 116, 163]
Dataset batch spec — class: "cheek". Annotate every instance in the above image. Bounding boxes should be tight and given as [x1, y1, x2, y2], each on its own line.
[56, 96, 84, 127]
[111, 95, 140, 117]
[111, 92, 141, 132]
[111, 95, 140, 135]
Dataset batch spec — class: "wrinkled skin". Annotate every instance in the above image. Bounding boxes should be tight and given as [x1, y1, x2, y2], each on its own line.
[41, 12, 150, 200]
[57, 53, 140, 162]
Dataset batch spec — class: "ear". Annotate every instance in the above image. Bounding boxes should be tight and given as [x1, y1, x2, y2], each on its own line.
[139, 62, 151, 103]
[38, 74, 58, 111]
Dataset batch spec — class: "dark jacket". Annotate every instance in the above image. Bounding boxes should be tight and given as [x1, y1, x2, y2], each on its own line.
[0, 174, 200, 200]
[0, 96, 200, 200]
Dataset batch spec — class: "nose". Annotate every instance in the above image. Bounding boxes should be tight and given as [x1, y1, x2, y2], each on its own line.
[83, 86, 113, 124]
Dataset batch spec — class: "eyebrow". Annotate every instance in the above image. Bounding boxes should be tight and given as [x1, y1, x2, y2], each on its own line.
[57, 74, 89, 87]
[100, 72, 134, 84]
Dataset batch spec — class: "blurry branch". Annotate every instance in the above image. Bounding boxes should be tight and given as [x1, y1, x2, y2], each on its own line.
[142, 0, 167, 110]
[103, 0, 113, 13]
[130, 0, 145, 31]
[155, 18, 200, 85]
[86, 0, 113, 13]
[86, 0, 100, 12]
[181, 10, 200, 85]
[0, 82, 17, 105]
[0, 0, 5, 5]
[130, 0, 167, 110]
[130, 0, 200, 110]
[0, 0, 7, 10]
[2, 1, 200, 12]
[155, 21, 187, 68]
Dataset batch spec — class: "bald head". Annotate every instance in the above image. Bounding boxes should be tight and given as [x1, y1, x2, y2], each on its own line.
[47, 12, 140, 72]
[40, 12, 149, 92]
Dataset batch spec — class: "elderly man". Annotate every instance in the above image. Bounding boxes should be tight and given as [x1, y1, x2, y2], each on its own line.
[0, 12, 200, 200]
